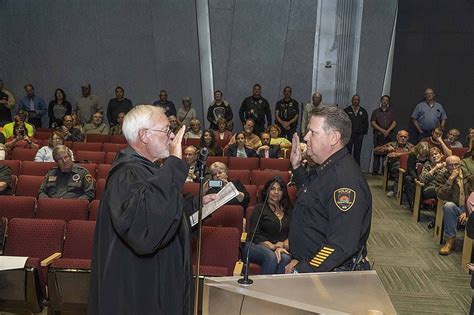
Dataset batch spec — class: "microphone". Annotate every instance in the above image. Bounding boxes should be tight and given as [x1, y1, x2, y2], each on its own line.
[197, 147, 209, 165]
[238, 179, 272, 286]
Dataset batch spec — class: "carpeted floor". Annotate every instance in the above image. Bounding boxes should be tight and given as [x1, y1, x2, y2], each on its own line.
[367, 175, 472, 315]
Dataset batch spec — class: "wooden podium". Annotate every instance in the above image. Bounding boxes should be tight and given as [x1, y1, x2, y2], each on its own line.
[202, 270, 396, 315]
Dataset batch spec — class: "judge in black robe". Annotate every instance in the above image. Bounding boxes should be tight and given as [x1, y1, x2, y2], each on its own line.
[88, 105, 198, 315]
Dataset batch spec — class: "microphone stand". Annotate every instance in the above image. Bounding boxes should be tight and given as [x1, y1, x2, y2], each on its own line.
[193, 148, 208, 315]
[238, 184, 271, 285]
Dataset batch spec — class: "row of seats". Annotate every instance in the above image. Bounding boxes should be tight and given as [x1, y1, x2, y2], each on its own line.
[0, 217, 240, 314]
[33, 131, 127, 144]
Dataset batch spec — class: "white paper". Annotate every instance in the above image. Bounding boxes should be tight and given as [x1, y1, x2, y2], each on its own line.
[0, 256, 28, 271]
[190, 182, 239, 227]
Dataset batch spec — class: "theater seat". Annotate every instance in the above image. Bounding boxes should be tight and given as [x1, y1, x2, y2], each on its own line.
[11, 148, 38, 161]
[97, 164, 112, 179]
[259, 158, 290, 171]
[36, 198, 89, 221]
[85, 134, 110, 143]
[20, 161, 56, 176]
[250, 170, 291, 187]
[95, 179, 107, 200]
[228, 169, 251, 185]
[110, 135, 127, 144]
[75, 151, 105, 164]
[0, 159, 21, 175]
[0, 195, 36, 220]
[88, 199, 101, 221]
[228, 157, 259, 171]
[72, 142, 103, 152]
[203, 205, 244, 232]
[15, 175, 44, 197]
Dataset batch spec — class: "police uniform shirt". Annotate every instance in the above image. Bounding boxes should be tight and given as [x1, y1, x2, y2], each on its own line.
[289, 147, 372, 272]
[275, 98, 299, 127]
[38, 164, 95, 200]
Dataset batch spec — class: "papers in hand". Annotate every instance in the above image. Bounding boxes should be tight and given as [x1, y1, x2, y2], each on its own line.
[0, 256, 28, 271]
[190, 182, 239, 227]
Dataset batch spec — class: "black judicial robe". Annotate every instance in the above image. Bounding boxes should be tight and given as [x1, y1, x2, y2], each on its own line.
[88, 147, 192, 315]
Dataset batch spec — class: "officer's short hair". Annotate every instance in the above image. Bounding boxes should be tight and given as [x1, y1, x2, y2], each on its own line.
[309, 106, 352, 146]
[52, 145, 72, 161]
[122, 105, 165, 143]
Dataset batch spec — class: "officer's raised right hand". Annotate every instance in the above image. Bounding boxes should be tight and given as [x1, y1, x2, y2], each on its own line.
[290, 132, 301, 169]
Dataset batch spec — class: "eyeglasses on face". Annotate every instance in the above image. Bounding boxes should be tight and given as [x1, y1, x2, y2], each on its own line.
[146, 128, 172, 137]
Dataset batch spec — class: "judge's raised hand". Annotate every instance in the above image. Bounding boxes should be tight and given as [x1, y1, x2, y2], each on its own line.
[170, 125, 186, 159]
[290, 132, 301, 169]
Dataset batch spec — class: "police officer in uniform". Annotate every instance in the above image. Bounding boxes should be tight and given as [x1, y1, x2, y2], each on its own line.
[38, 145, 95, 200]
[239, 84, 272, 135]
[285, 106, 372, 273]
[275, 86, 299, 140]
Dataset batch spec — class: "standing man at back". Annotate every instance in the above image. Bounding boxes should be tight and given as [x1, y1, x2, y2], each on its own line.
[75, 83, 102, 125]
[344, 95, 369, 166]
[301, 92, 323, 136]
[285, 106, 371, 273]
[411, 88, 447, 142]
[239, 84, 272, 135]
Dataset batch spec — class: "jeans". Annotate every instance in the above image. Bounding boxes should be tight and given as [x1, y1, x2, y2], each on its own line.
[372, 132, 393, 173]
[443, 202, 465, 237]
[346, 133, 365, 165]
[243, 243, 291, 275]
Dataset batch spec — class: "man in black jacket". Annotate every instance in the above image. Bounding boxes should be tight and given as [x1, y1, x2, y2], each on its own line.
[344, 95, 368, 165]
[239, 84, 272, 135]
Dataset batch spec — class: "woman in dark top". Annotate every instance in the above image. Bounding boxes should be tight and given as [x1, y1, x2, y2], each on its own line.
[204, 161, 250, 207]
[199, 129, 223, 156]
[245, 177, 292, 274]
[226, 131, 258, 158]
[48, 88, 72, 128]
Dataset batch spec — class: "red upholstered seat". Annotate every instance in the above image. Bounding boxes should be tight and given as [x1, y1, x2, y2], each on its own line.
[88, 199, 101, 221]
[399, 154, 409, 171]
[110, 135, 127, 144]
[95, 179, 106, 200]
[0, 195, 36, 220]
[72, 142, 103, 152]
[259, 158, 290, 171]
[10, 174, 17, 194]
[452, 147, 468, 158]
[15, 175, 44, 197]
[36, 198, 89, 221]
[20, 161, 56, 176]
[203, 205, 244, 232]
[34, 131, 51, 140]
[78, 163, 97, 178]
[4, 218, 66, 294]
[182, 182, 199, 197]
[228, 157, 259, 171]
[287, 186, 297, 207]
[85, 134, 110, 143]
[75, 151, 105, 164]
[97, 164, 112, 179]
[105, 151, 117, 164]
[250, 170, 291, 187]
[0, 159, 21, 175]
[192, 226, 240, 276]
[184, 138, 200, 147]
[244, 185, 257, 206]
[103, 143, 127, 152]
[207, 156, 228, 167]
[61, 220, 96, 259]
[228, 169, 251, 185]
[11, 148, 38, 161]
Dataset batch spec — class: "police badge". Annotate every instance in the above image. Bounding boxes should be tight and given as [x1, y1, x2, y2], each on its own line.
[333, 188, 356, 211]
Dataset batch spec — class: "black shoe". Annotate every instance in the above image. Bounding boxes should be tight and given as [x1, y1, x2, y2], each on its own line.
[427, 221, 435, 229]
[372, 171, 379, 176]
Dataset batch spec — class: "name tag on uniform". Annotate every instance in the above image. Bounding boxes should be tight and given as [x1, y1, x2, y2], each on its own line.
[48, 176, 57, 182]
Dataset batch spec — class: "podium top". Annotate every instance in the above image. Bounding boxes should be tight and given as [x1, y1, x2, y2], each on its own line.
[204, 270, 396, 315]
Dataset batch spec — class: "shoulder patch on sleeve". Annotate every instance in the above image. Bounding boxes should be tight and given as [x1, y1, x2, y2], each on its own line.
[85, 174, 93, 183]
[333, 188, 356, 211]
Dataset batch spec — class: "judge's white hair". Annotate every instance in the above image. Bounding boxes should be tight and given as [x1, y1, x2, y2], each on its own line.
[122, 105, 165, 143]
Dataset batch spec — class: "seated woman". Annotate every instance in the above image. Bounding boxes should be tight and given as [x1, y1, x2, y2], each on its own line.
[267, 124, 292, 149]
[226, 131, 257, 158]
[204, 162, 249, 207]
[244, 177, 292, 274]
[185, 118, 202, 139]
[35, 131, 74, 162]
[199, 129, 223, 156]
[4, 121, 40, 151]
[403, 141, 430, 208]
[418, 147, 447, 200]
[213, 117, 233, 147]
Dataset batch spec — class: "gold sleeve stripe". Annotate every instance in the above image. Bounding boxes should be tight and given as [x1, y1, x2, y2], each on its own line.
[309, 261, 321, 267]
[316, 253, 329, 258]
[311, 257, 324, 264]
[322, 247, 335, 252]
[320, 249, 333, 255]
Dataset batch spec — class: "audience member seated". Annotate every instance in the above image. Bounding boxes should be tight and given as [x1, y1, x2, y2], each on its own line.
[185, 118, 202, 139]
[71, 112, 83, 132]
[109, 112, 125, 136]
[227, 119, 262, 150]
[17, 83, 47, 128]
[207, 90, 233, 131]
[0, 134, 6, 160]
[168, 115, 181, 135]
[422, 127, 452, 156]
[199, 129, 223, 156]
[466, 128, 474, 149]
[267, 124, 291, 149]
[257, 132, 281, 158]
[373, 130, 414, 197]
[2, 111, 35, 138]
[444, 128, 463, 148]
[107, 86, 133, 126]
[60, 114, 83, 142]
[75, 83, 102, 125]
[48, 88, 72, 128]
[83, 111, 109, 136]
[4, 121, 40, 150]
[244, 177, 292, 274]
[35, 131, 74, 162]
[419, 147, 447, 200]
[226, 131, 257, 158]
[38, 145, 95, 200]
[403, 141, 430, 208]
[436, 155, 474, 255]
[213, 117, 233, 145]
[461, 148, 474, 176]
[177, 96, 197, 128]
[0, 163, 12, 195]
[204, 161, 249, 207]
[153, 89, 176, 117]
[184, 145, 199, 183]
